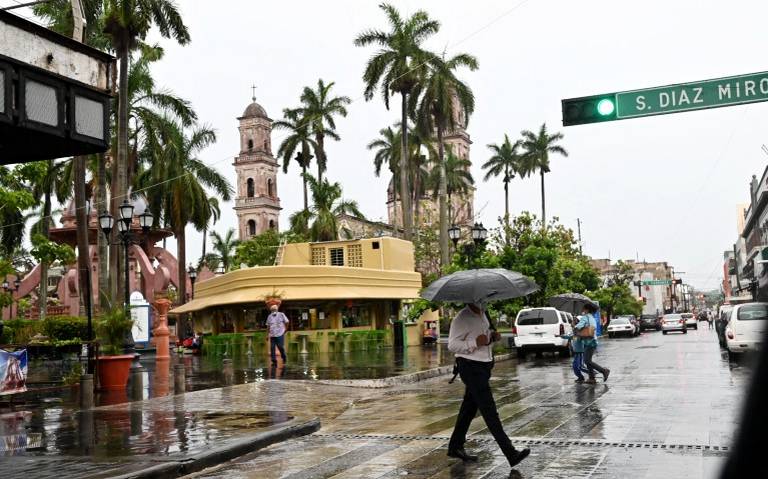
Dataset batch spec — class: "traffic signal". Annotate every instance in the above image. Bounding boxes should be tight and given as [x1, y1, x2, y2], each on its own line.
[561, 93, 618, 126]
[673, 279, 683, 285]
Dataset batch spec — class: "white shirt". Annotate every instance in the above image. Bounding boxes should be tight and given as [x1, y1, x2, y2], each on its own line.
[448, 306, 493, 362]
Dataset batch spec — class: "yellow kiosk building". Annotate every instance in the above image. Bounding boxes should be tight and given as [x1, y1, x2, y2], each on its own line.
[170, 237, 436, 355]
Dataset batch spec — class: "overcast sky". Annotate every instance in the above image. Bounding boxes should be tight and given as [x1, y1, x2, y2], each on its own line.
[20, 0, 768, 290]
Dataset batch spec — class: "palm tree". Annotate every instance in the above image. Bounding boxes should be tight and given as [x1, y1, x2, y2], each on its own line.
[520, 123, 569, 225]
[138, 121, 232, 304]
[292, 174, 364, 242]
[294, 79, 351, 183]
[426, 150, 474, 226]
[198, 197, 220, 261]
[414, 52, 477, 267]
[274, 108, 317, 211]
[0, 167, 34, 257]
[103, 0, 189, 302]
[27, 159, 70, 319]
[355, 3, 440, 241]
[209, 228, 239, 272]
[483, 134, 524, 241]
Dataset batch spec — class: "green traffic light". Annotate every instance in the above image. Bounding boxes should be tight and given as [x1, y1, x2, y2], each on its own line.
[597, 98, 615, 116]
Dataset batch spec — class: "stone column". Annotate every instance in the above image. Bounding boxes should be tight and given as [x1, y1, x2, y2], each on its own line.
[154, 298, 172, 360]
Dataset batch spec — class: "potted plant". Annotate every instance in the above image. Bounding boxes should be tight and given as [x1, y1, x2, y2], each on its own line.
[95, 308, 135, 390]
[263, 287, 285, 308]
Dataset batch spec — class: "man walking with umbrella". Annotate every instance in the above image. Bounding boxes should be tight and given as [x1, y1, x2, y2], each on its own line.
[447, 302, 531, 468]
[421, 269, 538, 470]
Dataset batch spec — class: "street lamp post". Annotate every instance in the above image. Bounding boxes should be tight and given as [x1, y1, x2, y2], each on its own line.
[2, 278, 20, 319]
[99, 199, 154, 356]
[188, 265, 197, 299]
[449, 223, 488, 269]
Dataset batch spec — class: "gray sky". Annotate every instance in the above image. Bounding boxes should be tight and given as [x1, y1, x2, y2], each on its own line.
[22, 0, 768, 290]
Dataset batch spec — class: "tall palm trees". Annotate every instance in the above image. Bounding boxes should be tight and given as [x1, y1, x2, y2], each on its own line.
[295, 79, 351, 183]
[291, 174, 364, 242]
[138, 121, 232, 304]
[209, 228, 239, 272]
[484, 134, 524, 239]
[414, 52, 477, 267]
[355, 3, 439, 241]
[274, 109, 317, 212]
[426, 151, 474, 226]
[520, 123, 568, 225]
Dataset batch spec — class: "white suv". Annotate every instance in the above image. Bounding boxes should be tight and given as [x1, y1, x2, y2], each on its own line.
[514, 307, 573, 359]
[725, 302, 768, 356]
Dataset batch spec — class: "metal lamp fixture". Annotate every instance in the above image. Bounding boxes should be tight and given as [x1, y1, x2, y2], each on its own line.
[98, 210, 113, 236]
[13, 278, 20, 290]
[138, 210, 153, 232]
[116, 217, 128, 234]
[119, 198, 134, 222]
[448, 225, 461, 245]
[216, 263, 226, 275]
[1, 279, 8, 291]
[471, 223, 488, 243]
[187, 264, 197, 281]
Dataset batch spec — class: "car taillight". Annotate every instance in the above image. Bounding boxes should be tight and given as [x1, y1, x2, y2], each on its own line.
[559, 324, 565, 335]
[727, 331, 734, 340]
[511, 327, 517, 335]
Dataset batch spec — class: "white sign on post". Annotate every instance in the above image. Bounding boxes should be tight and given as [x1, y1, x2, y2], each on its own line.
[129, 291, 151, 345]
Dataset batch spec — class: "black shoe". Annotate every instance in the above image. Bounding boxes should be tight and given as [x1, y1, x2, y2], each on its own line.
[447, 447, 478, 462]
[603, 368, 610, 382]
[506, 448, 530, 468]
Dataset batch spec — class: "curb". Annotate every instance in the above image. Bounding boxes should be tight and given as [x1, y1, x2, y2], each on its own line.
[110, 417, 321, 479]
[317, 352, 515, 388]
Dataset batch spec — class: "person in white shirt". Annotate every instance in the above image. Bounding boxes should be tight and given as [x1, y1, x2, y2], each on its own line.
[446, 303, 530, 469]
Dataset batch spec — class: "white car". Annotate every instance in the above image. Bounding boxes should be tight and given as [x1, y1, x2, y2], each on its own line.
[662, 313, 686, 334]
[514, 307, 573, 358]
[725, 302, 768, 356]
[607, 317, 635, 338]
[681, 312, 697, 330]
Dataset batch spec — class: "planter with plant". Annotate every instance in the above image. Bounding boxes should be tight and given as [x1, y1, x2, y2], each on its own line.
[95, 308, 135, 390]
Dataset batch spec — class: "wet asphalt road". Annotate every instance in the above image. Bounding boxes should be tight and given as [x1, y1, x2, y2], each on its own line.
[187, 325, 750, 479]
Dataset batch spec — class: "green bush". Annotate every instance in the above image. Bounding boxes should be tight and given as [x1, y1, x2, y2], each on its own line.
[2, 319, 42, 344]
[96, 308, 134, 355]
[42, 316, 88, 341]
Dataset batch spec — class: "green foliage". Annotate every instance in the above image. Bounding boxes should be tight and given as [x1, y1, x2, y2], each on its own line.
[30, 234, 76, 265]
[413, 225, 441, 286]
[588, 284, 643, 318]
[63, 362, 84, 386]
[96, 308, 134, 356]
[405, 298, 438, 322]
[2, 319, 42, 344]
[42, 316, 89, 342]
[234, 229, 307, 268]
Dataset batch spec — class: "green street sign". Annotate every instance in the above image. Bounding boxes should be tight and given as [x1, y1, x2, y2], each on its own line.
[562, 71, 768, 126]
[641, 279, 672, 286]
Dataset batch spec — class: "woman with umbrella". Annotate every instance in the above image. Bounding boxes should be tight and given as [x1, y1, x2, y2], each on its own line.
[422, 269, 537, 470]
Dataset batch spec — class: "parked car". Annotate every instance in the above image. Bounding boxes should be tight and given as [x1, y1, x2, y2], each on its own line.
[725, 302, 768, 357]
[640, 314, 661, 331]
[662, 313, 686, 334]
[616, 315, 640, 336]
[514, 307, 573, 358]
[681, 312, 697, 330]
[717, 305, 734, 347]
[607, 317, 635, 338]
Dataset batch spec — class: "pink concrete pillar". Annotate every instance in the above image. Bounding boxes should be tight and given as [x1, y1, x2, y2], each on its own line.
[154, 298, 172, 360]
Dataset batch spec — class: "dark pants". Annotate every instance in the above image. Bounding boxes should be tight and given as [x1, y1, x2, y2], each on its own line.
[584, 346, 607, 379]
[572, 352, 586, 380]
[270, 335, 287, 363]
[448, 358, 516, 457]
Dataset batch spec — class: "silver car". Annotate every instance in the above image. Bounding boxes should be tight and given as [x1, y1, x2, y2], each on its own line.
[662, 313, 686, 335]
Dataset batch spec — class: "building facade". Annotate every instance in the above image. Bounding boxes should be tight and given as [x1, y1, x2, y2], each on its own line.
[590, 258, 675, 314]
[233, 97, 281, 241]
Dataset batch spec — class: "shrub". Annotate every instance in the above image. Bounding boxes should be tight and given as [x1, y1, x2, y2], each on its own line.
[42, 316, 88, 342]
[96, 308, 134, 355]
[2, 319, 42, 344]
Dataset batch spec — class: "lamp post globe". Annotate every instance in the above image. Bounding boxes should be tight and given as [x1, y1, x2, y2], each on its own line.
[119, 198, 134, 222]
[187, 264, 197, 280]
[139, 210, 153, 233]
[13, 278, 20, 291]
[471, 223, 482, 242]
[117, 218, 128, 234]
[99, 211, 114, 237]
[477, 223, 488, 242]
[448, 225, 461, 245]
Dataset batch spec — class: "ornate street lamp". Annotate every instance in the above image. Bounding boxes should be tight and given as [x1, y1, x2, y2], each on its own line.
[471, 222, 488, 244]
[188, 264, 197, 299]
[215, 263, 226, 275]
[138, 210, 153, 233]
[448, 225, 461, 246]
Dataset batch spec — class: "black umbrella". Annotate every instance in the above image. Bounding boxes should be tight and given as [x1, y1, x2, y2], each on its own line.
[548, 292, 597, 314]
[421, 268, 539, 305]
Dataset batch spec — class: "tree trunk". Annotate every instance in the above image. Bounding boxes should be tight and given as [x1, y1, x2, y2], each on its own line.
[504, 170, 510, 246]
[201, 227, 207, 261]
[390, 173, 400, 233]
[540, 170, 546, 227]
[73, 156, 92, 329]
[302, 164, 309, 211]
[38, 191, 51, 320]
[97, 154, 109, 311]
[399, 93, 412, 240]
[316, 133, 325, 184]
[177, 225, 187, 304]
[437, 125, 449, 269]
[114, 46, 130, 307]
[413, 159, 421, 230]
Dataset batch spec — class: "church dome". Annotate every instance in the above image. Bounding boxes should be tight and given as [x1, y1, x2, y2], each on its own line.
[242, 101, 268, 119]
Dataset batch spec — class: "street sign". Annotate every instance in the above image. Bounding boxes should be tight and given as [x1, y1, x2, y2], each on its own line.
[641, 279, 672, 286]
[562, 71, 768, 126]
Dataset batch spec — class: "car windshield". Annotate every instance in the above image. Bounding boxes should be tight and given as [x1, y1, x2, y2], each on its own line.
[664, 314, 682, 321]
[517, 309, 559, 326]
[737, 304, 768, 321]
[682, 313, 693, 318]
[612, 318, 629, 324]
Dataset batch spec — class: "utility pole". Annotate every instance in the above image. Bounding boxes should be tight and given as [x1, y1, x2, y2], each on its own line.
[577, 218, 583, 254]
